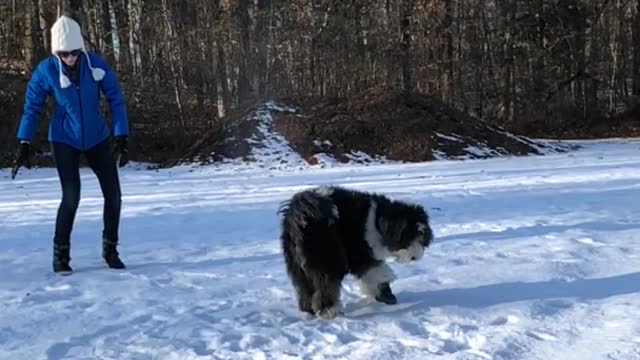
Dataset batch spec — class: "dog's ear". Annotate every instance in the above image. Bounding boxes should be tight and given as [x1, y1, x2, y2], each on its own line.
[378, 217, 407, 246]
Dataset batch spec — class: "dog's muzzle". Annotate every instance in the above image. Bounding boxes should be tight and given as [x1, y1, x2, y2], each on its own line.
[393, 242, 425, 263]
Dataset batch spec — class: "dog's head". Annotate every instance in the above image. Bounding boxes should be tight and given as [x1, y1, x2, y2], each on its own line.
[378, 202, 433, 263]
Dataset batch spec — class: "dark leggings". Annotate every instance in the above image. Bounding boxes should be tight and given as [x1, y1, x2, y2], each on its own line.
[52, 139, 122, 246]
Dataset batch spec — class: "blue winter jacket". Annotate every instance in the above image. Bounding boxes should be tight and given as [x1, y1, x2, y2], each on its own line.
[16, 53, 128, 151]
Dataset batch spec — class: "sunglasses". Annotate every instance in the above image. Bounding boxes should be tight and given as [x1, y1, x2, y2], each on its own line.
[58, 50, 82, 58]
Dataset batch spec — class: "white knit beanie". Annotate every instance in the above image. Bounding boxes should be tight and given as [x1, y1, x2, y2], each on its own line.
[50, 15, 105, 88]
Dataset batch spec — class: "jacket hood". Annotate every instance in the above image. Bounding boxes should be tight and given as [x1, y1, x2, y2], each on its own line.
[51, 15, 85, 54]
[50, 16, 105, 88]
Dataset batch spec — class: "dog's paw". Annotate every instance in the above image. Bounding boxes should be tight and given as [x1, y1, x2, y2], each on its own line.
[299, 298, 314, 314]
[374, 282, 398, 305]
[375, 292, 397, 305]
[315, 304, 341, 319]
[299, 305, 315, 315]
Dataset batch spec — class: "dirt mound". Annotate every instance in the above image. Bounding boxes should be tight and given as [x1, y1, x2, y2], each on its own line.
[172, 102, 313, 170]
[589, 104, 640, 138]
[500, 98, 640, 140]
[168, 102, 270, 167]
[272, 87, 567, 164]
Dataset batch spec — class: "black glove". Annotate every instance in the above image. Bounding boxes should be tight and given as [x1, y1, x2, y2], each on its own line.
[11, 142, 31, 179]
[113, 136, 129, 167]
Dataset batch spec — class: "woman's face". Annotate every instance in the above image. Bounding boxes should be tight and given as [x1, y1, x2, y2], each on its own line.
[58, 49, 81, 67]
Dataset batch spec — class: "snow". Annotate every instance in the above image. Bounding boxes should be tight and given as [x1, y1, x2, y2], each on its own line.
[245, 103, 308, 170]
[2, 130, 640, 358]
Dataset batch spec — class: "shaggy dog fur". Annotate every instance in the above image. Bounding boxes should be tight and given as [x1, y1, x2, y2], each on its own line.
[279, 186, 433, 318]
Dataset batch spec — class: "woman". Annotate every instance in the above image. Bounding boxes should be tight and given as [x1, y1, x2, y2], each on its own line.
[13, 15, 129, 274]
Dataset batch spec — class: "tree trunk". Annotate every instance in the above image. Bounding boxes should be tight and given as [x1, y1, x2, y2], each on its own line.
[101, 0, 115, 63]
[255, 0, 271, 99]
[111, 0, 130, 70]
[217, 39, 232, 113]
[499, 0, 515, 123]
[400, 0, 415, 92]
[128, 0, 143, 77]
[633, 0, 640, 95]
[24, 0, 45, 72]
[235, 0, 253, 102]
[354, 1, 366, 93]
[161, 0, 185, 128]
[441, 0, 454, 103]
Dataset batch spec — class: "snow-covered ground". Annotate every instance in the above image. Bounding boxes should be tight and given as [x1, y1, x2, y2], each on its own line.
[2, 138, 640, 360]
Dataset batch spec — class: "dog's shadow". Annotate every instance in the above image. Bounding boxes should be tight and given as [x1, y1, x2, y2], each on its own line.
[342, 298, 424, 319]
[343, 272, 640, 319]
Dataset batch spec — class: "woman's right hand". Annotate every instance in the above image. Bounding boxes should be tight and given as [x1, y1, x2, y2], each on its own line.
[11, 142, 31, 179]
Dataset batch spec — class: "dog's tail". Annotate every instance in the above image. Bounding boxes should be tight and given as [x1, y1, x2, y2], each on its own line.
[280, 189, 338, 230]
[279, 189, 339, 264]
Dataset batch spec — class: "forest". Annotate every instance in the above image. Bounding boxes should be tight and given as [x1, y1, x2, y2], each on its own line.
[1, 0, 639, 165]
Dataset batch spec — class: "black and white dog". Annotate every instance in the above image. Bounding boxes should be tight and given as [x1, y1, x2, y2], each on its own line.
[279, 186, 433, 318]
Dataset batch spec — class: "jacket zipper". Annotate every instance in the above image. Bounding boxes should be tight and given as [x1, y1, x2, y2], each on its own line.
[76, 84, 84, 150]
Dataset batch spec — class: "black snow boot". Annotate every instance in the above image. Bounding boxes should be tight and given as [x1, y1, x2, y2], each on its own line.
[375, 282, 397, 305]
[53, 243, 72, 274]
[103, 238, 126, 269]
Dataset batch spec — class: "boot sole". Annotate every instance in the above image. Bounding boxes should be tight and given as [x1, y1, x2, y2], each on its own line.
[104, 261, 126, 270]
